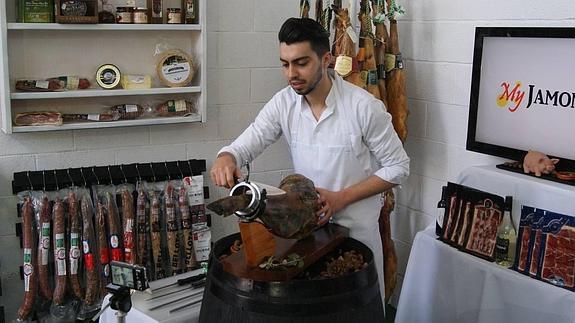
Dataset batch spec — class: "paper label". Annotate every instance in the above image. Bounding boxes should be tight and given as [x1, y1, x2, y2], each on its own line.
[55, 233, 66, 276]
[334, 55, 353, 77]
[183, 175, 205, 206]
[162, 59, 191, 84]
[193, 227, 211, 261]
[70, 232, 81, 274]
[167, 99, 187, 112]
[41, 222, 50, 265]
[23, 248, 33, 292]
[110, 234, 119, 248]
[84, 252, 95, 271]
[346, 26, 359, 44]
[125, 104, 139, 113]
[88, 114, 100, 121]
[35, 80, 49, 89]
[64, 76, 80, 90]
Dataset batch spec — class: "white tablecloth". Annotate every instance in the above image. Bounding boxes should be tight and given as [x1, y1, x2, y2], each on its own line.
[100, 270, 204, 323]
[395, 165, 575, 323]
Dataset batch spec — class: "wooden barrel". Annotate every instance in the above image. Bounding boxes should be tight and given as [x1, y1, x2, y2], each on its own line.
[199, 233, 384, 323]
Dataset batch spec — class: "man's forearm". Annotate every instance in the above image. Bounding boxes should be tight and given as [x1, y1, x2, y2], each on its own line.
[340, 175, 397, 207]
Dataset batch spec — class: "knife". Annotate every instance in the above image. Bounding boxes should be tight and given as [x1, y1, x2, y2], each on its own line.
[146, 278, 206, 301]
[151, 273, 206, 293]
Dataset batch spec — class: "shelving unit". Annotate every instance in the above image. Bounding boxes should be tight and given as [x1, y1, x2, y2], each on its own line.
[0, 0, 206, 133]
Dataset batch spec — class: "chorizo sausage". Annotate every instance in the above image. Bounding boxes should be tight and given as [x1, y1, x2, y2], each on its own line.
[179, 186, 197, 270]
[81, 195, 99, 306]
[17, 197, 37, 320]
[96, 201, 110, 298]
[121, 190, 135, 264]
[38, 196, 53, 300]
[136, 189, 147, 267]
[150, 192, 164, 279]
[67, 191, 84, 299]
[105, 192, 123, 262]
[52, 197, 67, 305]
[165, 184, 179, 275]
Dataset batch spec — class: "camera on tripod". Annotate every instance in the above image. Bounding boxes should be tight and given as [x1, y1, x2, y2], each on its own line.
[110, 261, 150, 292]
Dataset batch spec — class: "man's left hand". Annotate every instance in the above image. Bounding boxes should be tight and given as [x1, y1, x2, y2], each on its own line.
[315, 188, 348, 226]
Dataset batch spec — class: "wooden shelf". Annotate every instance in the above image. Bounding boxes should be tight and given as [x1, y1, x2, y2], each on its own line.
[7, 23, 201, 31]
[12, 114, 202, 132]
[11, 86, 201, 100]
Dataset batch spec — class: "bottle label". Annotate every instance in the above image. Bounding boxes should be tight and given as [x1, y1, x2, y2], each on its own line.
[495, 237, 509, 262]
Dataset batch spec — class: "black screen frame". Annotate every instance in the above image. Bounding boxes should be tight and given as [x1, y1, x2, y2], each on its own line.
[466, 26, 575, 170]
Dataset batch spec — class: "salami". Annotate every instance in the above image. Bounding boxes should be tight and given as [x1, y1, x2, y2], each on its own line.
[179, 186, 197, 270]
[155, 99, 196, 117]
[62, 113, 120, 122]
[136, 188, 147, 268]
[81, 195, 99, 306]
[165, 184, 179, 275]
[68, 191, 84, 299]
[38, 196, 53, 300]
[17, 197, 37, 320]
[52, 197, 67, 305]
[121, 189, 136, 264]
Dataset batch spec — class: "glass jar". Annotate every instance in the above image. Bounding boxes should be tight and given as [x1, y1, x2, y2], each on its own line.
[116, 7, 134, 24]
[166, 8, 182, 24]
[133, 8, 148, 24]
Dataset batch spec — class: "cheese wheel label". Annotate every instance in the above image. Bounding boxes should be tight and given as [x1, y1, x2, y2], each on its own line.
[161, 55, 191, 84]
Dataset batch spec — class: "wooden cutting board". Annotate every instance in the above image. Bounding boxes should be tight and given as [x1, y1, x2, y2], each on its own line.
[221, 222, 349, 281]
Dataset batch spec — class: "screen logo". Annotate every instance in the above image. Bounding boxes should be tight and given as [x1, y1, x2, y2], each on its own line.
[497, 81, 575, 112]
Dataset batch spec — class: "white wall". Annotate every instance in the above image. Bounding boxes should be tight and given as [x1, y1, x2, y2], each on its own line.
[390, 0, 575, 307]
[1, 0, 574, 319]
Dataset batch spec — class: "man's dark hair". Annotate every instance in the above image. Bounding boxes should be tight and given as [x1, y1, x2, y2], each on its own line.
[278, 18, 330, 57]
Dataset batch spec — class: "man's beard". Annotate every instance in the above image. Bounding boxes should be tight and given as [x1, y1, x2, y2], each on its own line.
[292, 65, 324, 96]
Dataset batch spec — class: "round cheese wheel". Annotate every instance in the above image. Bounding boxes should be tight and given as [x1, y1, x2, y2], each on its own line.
[156, 50, 196, 88]
[96, 64, 121, 89]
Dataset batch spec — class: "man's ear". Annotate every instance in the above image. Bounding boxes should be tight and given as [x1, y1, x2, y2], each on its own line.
[323, 52, 332, 68]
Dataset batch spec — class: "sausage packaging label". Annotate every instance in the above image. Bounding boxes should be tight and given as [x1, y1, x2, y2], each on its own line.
[23, 248, 33, 292]
[41, 222, 51, 265]
[55, 233, 67, 276]
[193, 227, 211, 261]
[70, 233, 80, 274]
[183, 175, 204, 206]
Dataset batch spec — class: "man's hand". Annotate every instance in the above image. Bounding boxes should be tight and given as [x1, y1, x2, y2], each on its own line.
[210, 153, 243, 188]
[315, 188, 349, 226]
[523, 150, 559, 177]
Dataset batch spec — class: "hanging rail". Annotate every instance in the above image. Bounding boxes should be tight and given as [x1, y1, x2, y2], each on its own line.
[12, 159, 206, 194]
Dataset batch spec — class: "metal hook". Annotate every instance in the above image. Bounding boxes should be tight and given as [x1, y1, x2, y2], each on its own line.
[119, 164, 128, 183]
[42, 170, 47, 191]
[149, 163, 157, 182]
[135, 164, 142, 182]
[67, 169, 75, 187]
[186, 160, 193, 176]
[53, 170, 59, 191]
[80, 168, 88, 187]
[164, 162, 171, 181]
[107, 165, 114, 185]
[26, 171, 34, 191]
[92, 167, 100, 185]
[176, 161, 184, 179]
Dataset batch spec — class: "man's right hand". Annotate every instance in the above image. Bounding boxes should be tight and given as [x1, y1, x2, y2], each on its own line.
[210, 152, 243, 188]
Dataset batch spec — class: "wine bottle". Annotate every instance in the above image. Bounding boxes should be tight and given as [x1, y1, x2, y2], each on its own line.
[436, 186, 447, 236]
[495, 196, 516, 267]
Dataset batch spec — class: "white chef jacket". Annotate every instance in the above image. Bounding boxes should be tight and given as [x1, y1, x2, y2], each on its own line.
[219, 71, 409, 307]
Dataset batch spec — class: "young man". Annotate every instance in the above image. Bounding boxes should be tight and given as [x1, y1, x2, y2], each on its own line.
[210, 17, 409, 308]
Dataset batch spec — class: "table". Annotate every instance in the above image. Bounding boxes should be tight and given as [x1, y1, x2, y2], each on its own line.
[395, 165, 575, 323]
[100, 270, 204, 323]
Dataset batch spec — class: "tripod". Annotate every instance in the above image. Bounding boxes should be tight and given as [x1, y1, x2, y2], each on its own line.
[107, 284, 132, 323]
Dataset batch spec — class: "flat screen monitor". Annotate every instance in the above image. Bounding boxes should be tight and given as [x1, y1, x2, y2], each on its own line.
[467, 27, 575, 170]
